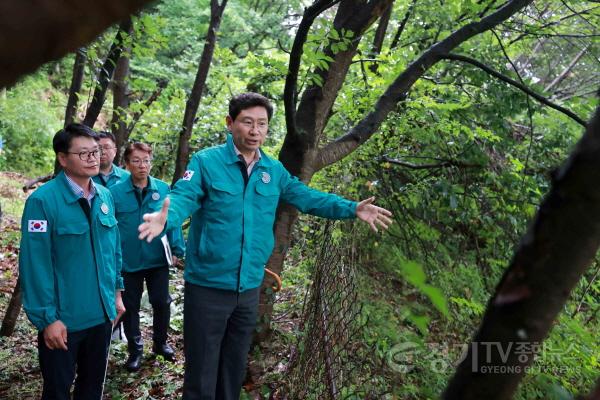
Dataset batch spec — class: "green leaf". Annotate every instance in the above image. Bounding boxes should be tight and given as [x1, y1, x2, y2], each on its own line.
[421, 285, 449, 317]
[399, 260, 427, 286]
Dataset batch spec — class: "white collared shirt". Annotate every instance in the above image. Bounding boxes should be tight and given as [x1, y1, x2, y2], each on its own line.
[65, 173, 96, 205]
[233, 145, 261, 175]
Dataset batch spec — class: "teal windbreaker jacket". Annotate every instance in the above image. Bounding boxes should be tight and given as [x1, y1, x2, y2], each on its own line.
[19, 171, 124, 332]
[111, 175, 185, 273]
[93, 163, 130, 188]
[166, 134, 357, 292]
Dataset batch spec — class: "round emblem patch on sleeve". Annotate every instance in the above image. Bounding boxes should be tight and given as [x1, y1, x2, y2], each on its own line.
[261, 172, 271, 184]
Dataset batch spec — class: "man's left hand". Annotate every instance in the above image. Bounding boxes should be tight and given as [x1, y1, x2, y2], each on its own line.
[356, 196, 393, 232]
[114, 291, 126, 327]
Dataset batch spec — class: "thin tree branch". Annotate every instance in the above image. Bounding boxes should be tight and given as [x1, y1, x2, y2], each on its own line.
[83, 18, 133, 128]
[544, 45, 590, 93]
[172, 0, 228, 184]
[127, 78, 168, 134]
[559, 0, 599, 31]
[507, 6, 599, 45]
[491, 28, 536, 201]
[314, 0, 535, 171]
[571, 260, 600, 318]
[283, 0, 342, 142]
[369, 1, 393, 74]
[22, 174, 53, 192]
[390, 0, 416, 49]
[442, 53, 587, 126]
[382, 156, 484, 169]
[64, 48, 87, 126]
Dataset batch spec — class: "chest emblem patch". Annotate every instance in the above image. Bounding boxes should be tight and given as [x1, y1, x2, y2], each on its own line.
[261, 172, 271, 184]
[152, 192, 160, 201]
[100, 203, 109, 215]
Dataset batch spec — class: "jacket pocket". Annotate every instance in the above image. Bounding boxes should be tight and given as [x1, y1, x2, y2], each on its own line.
[96, 214, 118, 268]
[254, 182, 280, 220]
[206, 181, 243, 217]
[211, 181, 243, 195]
[116, 203, 138, 214]
[98, 215, 118, 227]
[56, 222, 89, 235]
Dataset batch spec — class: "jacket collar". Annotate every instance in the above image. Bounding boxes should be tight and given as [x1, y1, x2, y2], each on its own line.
[58, 171, 98, 205]
[124, 175, 158, 193]
[224, 133, 275, 168]
[111, 163, 127, 178]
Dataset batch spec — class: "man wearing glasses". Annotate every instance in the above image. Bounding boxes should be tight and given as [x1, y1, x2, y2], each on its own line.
[93, 131, 129, 188]
[139, 93, 393, 399]
[110, 142, 185, 372]
[19, 123, 125, 399]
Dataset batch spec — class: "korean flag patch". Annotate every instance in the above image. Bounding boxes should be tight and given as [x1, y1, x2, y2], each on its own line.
[28, 220, 48, 233]
[182, 170, 195, 181]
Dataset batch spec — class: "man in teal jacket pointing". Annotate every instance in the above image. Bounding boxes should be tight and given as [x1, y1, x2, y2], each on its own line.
[19, 123, 125, 399]
[139, 93, 392, 400]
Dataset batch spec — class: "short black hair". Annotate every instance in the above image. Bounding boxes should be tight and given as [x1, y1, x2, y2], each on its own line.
[52, 123, 99, 154]
[97, 131, 116, 144]
[123, 142, 153, 162]
[228, 92, 273, 122]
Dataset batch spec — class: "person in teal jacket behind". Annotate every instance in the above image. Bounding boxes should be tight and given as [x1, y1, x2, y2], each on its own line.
[19, 123, 125, 400]
[139, 93, 393, 400]
[93, 131, 129, 187]
[110, 142, 185, 372]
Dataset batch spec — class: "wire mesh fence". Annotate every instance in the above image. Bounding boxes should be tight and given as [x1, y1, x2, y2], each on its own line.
[281, 222, 386, 399]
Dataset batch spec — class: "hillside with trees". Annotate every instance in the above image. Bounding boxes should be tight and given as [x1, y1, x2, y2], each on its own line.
[0, 0, 599, 398]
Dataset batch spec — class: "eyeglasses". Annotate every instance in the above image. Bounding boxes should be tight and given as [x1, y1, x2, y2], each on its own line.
[67, 149, 102, 161]
[241, 120, 268, 132]
[130, 159, 152, 166]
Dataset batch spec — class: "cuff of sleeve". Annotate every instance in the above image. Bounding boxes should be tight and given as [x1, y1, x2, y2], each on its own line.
[174, 249, 185, 257]
[33, 309, 58, 331]
[349, 201, 358, 217]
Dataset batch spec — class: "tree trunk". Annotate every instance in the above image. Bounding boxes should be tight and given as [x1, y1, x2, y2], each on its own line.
[172, 0, 228, 185]
[256, 203, 299, 342]
[259, 0, 394, 340]
[580, 378, 600, 400]
[111, 43, 131, 164]
[443, 103, 600, 399]
[0, 0, 153, 90]
[258, 0, 534, 340]
[83, 18, 133, 128]
[0, 276, 22, 337]
[369, 1, 393, 73]
[64, 47, 87, 126]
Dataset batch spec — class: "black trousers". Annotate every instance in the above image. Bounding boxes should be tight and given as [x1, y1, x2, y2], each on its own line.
[182, 283, 259, 400]
[122, 266, 172, 355]
[38, 321, 112, 400]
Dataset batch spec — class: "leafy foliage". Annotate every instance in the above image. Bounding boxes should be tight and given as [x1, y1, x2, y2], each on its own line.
[0, 75, 62, 175]
[1, 0, 599, 398]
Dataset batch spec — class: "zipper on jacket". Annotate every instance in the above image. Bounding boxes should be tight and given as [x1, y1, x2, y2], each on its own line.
[237, 159, 251, 292]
